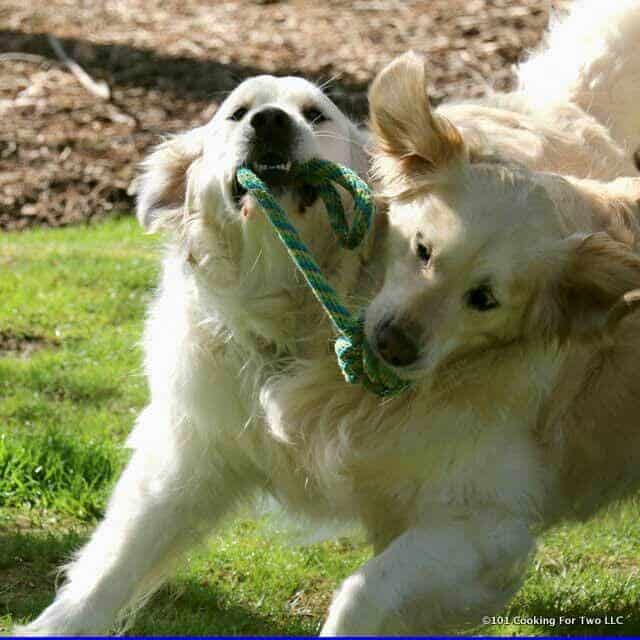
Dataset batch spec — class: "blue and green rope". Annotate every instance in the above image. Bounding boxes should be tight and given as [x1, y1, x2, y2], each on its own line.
[236, 158, 409, 397]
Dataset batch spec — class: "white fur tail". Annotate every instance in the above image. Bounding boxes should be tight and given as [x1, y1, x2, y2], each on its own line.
[517, 0, 640, 154]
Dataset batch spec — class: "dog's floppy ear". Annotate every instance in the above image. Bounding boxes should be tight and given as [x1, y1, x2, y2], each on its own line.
[134, 128, 204, 231]
[550, 232, 640, 338]
[368, 51, 465, 186]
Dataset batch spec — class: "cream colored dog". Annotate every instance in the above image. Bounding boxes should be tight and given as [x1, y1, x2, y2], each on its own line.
[346, 3, 640, 636]
[270, 2, 640, 635]
[17, 1, 640, 636]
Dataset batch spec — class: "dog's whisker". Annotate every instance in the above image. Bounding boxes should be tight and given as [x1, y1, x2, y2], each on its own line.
[314, 131, 357, 145]
[317, 74, 342, 92]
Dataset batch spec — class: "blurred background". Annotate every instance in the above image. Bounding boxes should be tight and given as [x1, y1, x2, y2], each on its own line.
[1, 0, 551, 231]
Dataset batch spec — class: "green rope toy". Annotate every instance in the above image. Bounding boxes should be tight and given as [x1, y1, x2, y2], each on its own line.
[236, 158, 409, 398]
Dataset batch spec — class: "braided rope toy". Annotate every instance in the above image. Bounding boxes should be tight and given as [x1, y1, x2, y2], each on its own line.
[236, 158, 409, 397]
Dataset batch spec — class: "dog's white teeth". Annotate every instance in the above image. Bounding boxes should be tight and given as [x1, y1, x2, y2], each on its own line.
[254, 161, 292, 173]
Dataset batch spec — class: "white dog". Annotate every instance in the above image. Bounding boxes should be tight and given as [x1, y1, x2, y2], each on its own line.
[17, 75, 372, 636]
[17, 1, 640, 636]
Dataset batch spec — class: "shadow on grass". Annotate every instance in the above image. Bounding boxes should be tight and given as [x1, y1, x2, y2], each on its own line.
[4, 522, 639, 635]
[0, 527, 313, 636]
[130, 578, 315, 636]
[0, 527, 84, 627]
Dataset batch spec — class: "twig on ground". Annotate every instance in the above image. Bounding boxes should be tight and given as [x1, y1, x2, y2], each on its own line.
[47, 34, 111, 100]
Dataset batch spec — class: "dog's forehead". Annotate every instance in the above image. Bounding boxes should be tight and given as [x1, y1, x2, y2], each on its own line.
[229, 75, 330, 107]
[393, 188, 542, 277]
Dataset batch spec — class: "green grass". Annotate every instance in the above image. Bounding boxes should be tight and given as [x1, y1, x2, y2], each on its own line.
[1, 217, 639, 635]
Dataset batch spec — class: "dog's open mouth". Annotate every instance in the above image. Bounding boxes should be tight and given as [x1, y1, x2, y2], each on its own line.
[232, 153, 319, 211]
[232, 152, 292, 202]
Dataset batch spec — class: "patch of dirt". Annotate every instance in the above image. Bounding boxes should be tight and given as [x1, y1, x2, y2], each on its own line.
[0, 0, 556, 231]
[0, 331, 56, 358]
[287, 579, 333, 619]
[0, 565, 55, 602]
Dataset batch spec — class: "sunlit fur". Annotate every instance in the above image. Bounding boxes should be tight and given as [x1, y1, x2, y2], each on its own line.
[351, 1, 640, 635]
[16, 2, 640, 636]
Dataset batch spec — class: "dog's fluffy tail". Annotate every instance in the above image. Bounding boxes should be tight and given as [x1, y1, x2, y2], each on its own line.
[517, 0, 640, 154]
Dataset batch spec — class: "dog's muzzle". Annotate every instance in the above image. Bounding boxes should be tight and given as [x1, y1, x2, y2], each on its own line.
[232, 107, 319, 211]
[233, 107, 295, 200]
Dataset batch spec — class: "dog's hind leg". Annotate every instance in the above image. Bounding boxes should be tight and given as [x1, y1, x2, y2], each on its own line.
[517, 0, 640, 155]
[14, 407, 258, 636]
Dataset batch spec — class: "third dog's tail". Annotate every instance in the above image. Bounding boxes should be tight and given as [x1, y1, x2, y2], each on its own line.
[517, 0, 640, 155]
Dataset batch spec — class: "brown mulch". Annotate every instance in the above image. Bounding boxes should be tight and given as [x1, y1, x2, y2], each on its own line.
[0, 0, 554, 231]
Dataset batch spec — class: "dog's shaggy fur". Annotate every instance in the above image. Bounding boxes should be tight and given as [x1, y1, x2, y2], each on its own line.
[17, 1, 640, 635]
[16, 74, 374, 636]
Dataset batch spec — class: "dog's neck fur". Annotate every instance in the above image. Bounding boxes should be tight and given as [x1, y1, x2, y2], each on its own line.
[260, 330, 561, 522]
[181, 194, 371, 365]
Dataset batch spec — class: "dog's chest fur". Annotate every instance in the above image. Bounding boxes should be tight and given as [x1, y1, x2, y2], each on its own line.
[253, 341, 563, 532]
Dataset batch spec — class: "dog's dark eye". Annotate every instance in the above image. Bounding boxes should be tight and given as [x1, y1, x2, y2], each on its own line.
[416, 242, 431, 265]
[229, 106, 248, 121]
[466, 285, 499, 312]
[303, 107, 328, 125]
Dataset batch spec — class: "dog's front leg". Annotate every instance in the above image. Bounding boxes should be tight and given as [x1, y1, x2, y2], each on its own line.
[15, 407, 257, 636]
[320, 508, 534, 636]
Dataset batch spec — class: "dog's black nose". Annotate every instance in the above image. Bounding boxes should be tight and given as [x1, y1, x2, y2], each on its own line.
[375, 321, 419, 367]
[250, 107, 294, 147]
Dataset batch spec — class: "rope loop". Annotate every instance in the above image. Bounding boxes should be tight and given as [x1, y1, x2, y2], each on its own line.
[236, 159, 410, 397]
